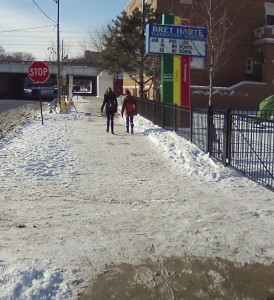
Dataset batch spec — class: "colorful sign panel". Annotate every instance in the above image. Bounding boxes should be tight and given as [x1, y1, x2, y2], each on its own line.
[173, 16, 182, 106]
[181, 56, 190, 107]
[181, 18, 191, 107]
[146, 23, 207, 57]
[161, 14, 174, 103]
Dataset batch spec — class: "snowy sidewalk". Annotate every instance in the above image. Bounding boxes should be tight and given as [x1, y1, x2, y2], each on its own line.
[0, 96, 273, 299]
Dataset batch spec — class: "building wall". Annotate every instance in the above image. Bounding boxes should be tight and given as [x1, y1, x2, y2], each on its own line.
[191, 82, 272, 109]
[124, 0, 274, 108]
[154, 0, 270, 86]
[97, 71, 114, 97]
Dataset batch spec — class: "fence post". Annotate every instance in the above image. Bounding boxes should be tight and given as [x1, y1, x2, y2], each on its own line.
[190, 106, 193, 143]
[207, 106, 213, 155]
[153, 100, 155, 124]
[222, 108, 231, 166]
[162, 102, 164, 128]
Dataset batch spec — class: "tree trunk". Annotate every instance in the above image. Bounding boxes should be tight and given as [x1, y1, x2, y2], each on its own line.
[139, 70, 144, 98]
[209, 66, 213, 107]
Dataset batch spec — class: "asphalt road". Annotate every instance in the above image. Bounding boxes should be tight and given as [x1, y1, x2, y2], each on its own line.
[0, 99, 39, 114]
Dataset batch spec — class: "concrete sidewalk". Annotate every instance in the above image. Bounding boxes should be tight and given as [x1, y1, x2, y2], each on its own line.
[1, 96, 274, 299]
[70, 95, 183, 208]
[74, 97, 274, 300]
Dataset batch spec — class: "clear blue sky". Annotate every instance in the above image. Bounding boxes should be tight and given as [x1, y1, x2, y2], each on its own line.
[0, 0, 130, 60]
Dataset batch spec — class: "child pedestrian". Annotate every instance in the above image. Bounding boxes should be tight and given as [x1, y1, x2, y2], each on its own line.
[121, 89, 138, 134]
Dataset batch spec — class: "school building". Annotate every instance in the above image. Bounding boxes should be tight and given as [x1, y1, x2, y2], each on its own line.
[123, 0, 274, 109]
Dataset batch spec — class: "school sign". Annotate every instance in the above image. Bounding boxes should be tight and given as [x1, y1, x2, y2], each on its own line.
[145, 15, 207, 107]
[145, 24, 207, 57]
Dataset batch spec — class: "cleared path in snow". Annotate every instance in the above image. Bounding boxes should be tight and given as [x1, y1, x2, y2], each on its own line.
[0, 96, 273, 299]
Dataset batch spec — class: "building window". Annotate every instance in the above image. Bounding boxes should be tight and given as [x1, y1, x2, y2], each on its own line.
[265, 2, 274, 24]
[180, 0, 192, 4]
[266, 15, 274, 25]
[246, 58, 253, 74]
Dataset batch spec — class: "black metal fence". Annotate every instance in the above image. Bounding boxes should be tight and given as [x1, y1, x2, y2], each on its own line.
[135, 97, 274, 191]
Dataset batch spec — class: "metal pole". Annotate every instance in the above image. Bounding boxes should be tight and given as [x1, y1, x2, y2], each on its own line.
[142, 0, 145, 40]
[140, 0, 145, 99]
[39, 84, 44, 125]
[56, 0, 61, 105]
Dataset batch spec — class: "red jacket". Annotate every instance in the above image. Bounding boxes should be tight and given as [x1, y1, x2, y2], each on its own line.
[121, 95, 137, 116]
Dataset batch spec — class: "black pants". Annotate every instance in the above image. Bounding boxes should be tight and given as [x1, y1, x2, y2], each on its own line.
[106, 112, 115, 132]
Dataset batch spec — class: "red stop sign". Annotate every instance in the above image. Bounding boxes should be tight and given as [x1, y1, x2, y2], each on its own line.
[28, 61, 50, 83]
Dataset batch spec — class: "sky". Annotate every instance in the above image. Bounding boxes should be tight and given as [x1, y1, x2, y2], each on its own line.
[0, 0, 130, 60]
[0, 96, 273, 298]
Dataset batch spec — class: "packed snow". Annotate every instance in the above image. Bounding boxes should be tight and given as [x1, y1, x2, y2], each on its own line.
[0, 96, 273, 299]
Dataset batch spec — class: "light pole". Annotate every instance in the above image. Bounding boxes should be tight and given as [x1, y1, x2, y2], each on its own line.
[47, 47, 56, 61]
[53, 0, 61, 105]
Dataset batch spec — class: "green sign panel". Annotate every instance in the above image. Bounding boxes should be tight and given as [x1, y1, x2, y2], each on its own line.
[161, 14, 174, 103]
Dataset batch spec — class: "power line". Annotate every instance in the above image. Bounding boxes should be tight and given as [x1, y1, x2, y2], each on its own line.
[0, 35, 85, 40]
[0, 25, 56, 34]
[0, 42, 86, 47]
[0, 0, 49, 12]
[31, 0, 56, 23]
[0, 30, 90, 35]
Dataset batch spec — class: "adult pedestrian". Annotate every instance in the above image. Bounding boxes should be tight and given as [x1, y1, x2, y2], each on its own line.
[101, 87, 118, 134]
[121, 89, 138, 134]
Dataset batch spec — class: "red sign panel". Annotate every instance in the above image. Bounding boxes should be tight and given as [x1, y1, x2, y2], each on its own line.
[28, 61, 50, 83]
[181, 56, 190, 107]
[181, 19, 191, 107]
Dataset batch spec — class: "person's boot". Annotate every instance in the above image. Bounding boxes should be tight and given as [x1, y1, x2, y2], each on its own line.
[126, 125, 129, 133]
[106, 121, 109, 132]
[111, 122, 114, 134]
[131, 124, 134, 134]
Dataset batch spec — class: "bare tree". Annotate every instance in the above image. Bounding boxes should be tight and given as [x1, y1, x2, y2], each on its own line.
[174, 0, 248, 106]
[0, 46, 5, 59]
[0, 46, 36, 61]
[6, 51, 36, 61]
[198, 0, 248, 106]
[83, 26, 109, 53]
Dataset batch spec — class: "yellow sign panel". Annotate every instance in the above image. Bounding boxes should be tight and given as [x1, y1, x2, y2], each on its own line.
[60, 76, 66, 87]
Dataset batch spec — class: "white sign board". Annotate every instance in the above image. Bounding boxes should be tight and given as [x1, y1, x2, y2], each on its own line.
[146, 24, 207, 57]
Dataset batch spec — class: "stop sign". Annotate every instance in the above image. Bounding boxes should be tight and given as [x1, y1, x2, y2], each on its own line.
[28, 61, 50, 83]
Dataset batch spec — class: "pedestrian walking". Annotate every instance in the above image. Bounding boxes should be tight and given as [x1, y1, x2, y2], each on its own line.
[101, 87, 118, 134]
[121, 89, 138, 134]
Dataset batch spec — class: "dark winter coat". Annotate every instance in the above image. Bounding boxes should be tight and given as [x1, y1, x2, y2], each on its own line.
[101, 91, 118, 114]
[121, 95, 137, 117]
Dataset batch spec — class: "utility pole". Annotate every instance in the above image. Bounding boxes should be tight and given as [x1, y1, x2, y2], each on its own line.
[140, 0, 145, 98]
[208, 0, 213, 107]
[53, 0, 61, 105]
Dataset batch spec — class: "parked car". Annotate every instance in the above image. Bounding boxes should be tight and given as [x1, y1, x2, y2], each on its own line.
[29, 87, 58, 101]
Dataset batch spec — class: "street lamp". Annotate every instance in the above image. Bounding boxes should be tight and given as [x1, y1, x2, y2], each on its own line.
[47, 47, 56, 61]
[53, 0, 61, 104]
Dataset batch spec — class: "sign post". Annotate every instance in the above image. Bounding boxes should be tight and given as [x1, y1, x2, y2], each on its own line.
[28, 61, 50, 125]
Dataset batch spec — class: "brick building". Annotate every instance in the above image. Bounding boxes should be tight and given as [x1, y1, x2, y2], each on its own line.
[124, 0, 274, 109]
